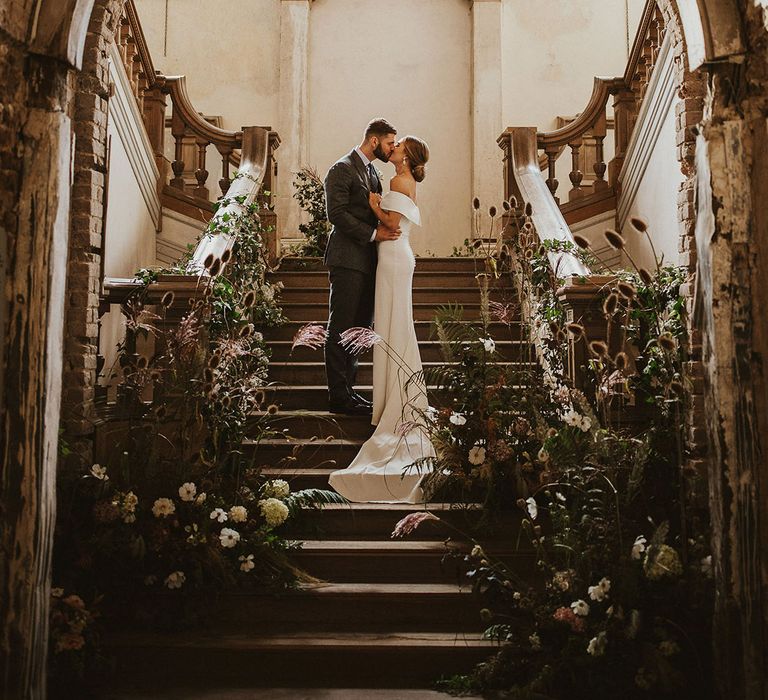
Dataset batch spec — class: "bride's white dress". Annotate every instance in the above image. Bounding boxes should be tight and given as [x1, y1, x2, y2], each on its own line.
[329, 191, 435, 503]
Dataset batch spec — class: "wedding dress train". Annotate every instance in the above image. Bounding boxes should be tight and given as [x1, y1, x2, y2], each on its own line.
[329, 191, 435, 503]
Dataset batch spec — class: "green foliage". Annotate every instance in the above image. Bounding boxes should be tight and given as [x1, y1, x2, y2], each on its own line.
[291, 166, 331, 257]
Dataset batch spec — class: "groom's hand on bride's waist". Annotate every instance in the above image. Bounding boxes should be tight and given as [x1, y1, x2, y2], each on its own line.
[375, 223, 401, 241]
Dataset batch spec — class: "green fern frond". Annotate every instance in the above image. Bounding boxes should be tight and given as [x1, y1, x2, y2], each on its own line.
[284, 488, 348, 516]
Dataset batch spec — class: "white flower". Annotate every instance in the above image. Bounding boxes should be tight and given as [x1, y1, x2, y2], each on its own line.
[123, 513, 136, 524]
[529, 632, 542, 650]
[631, 535, 647, 560]
[537, 447, 550, 463]
[482, 337, 496, 353]
[51, 587, 64, 598]
[178, 482, 197, 502]
[701, 554, 712, 578]
[563, 409, 581, 427]
[210, 507, 228, 523]
[449, 412, 467, 426]
[470, 545, 485, 558]
[571, 599, 590, 616]
[259, 498, 289, 528]
[229, 505, 248, 523]
[164, 571, 185, 589]
[89, 464, 108, 480]
[239, 554, 255, 572]
[588, 577, 611, 602]
[468, 444, 486, 465]
[587, 631, 607, 656]
[265, 479, 290, 499]
[579, 415, 592, 432]
[425, 406, 439, 422]
[525, 497, 538, 520]
[512, 591, 522, 601]
[152, 498, 175, 518]
[123, 492, 138, 512]
[555, 491, 566, 502]
[219, 527, 240, 548]
[195, 492, 207, 505]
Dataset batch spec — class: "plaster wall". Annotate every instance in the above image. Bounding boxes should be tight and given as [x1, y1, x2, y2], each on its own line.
[135, 0, 280, 132]
[133, 0, 647, 254]
[620, 98, 682, 270]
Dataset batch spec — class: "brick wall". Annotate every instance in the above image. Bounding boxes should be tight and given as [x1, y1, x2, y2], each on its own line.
[61, 0, 128, 465]
[657, 0, 709, 472]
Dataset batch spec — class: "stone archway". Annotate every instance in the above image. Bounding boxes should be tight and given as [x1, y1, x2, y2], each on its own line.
[0, 1, 120, 697]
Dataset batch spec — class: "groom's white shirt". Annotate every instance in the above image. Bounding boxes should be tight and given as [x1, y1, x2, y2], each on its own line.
[355, 147, 378, 243]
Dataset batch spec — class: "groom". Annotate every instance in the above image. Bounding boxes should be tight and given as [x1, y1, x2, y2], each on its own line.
[323, 118, 401, 415]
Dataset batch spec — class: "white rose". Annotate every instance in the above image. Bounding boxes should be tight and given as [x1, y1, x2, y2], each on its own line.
[468, 444, 486, 465]
[151, 498, 175, 518]
[209, 508, 228, 523]
[178, 482, 197, 502]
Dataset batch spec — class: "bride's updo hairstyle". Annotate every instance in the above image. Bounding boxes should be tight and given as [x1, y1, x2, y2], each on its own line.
[403, 136, 429, 183]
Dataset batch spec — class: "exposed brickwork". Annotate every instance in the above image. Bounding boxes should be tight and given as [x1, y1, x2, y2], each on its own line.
[656, 0, 709, 467]
[61, 0, 128, 465]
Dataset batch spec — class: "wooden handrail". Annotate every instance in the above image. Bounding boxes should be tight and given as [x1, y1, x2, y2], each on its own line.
[498, 127, 590, 280]
[187, 126, 273, 274]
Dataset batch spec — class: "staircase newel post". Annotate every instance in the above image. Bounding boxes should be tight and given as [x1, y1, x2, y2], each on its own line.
[143, 78, 167, 193]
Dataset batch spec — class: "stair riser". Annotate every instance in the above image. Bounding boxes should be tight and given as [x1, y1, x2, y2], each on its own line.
[278, 256, 485, 272]
[253, 414, 373, 440]
[281, 304, 487, 322]
[247, 441, 359, 470]
[279, 288, 506, 305]
[268, 342, 532, 363]
[270, 272, 485, 288]
[110, 644, 495, 688]
[268, 362, 535, 385]
[262, 322, 524, 342]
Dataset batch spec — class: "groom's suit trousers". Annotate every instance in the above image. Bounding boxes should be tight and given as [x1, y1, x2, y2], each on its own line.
[325, 266, 375, 403]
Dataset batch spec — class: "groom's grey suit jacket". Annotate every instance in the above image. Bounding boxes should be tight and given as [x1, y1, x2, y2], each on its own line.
[323, 150, 382, 274]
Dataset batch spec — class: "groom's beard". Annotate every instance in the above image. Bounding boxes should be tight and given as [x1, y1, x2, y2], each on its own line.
[373, 144, 390, 162]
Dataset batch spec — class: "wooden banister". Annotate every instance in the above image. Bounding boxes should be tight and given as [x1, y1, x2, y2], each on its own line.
[498, 127, 590, 280]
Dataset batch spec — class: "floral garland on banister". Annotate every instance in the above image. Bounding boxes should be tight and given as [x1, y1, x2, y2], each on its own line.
[385, 200, 713, 698]
[53, 189, 344, 689]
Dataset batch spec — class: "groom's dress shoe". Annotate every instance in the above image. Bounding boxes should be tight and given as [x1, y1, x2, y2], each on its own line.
[351, 392, 373, 408]
[329, 399, 372, 416]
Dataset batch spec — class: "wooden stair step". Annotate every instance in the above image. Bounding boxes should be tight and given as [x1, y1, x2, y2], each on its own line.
[279, 286, 507, 304]
[261, 320, 523, 342]
[277, 256, 486, 272]
[280, 302, 491, 322]
[251, 411, 374, 440]
[108, 631, 498, 688]
[267, 339, 532, 362]
[292, 540, 533, 584]
[269, 270, 488, 288]
[268, 361, 534, 385]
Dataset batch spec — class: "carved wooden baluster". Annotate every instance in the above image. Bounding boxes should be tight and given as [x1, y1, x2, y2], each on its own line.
[544, 145, 559, 202]
[591, 111, 609, 194]
[136, 70, 148, 115]
[194, 140, 210, 200]
[142, 80, 167, 189]
[119, 17, 130, 65]
[568, 138, 585, 201]
[219, 146, 233, 195]
[170, 109, 186, 190]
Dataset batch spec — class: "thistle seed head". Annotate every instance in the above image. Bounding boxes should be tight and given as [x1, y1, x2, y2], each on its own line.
[639, 268, 654, 286]
[589, 340, 609, 357]
[603, 293, 619, 316]
[573, 235, 590, 249]
[161, 291, 175, 308]
[604, 229, 626, 250]
[203, 253, 215, 270]
[472, 197, 481, 210]
[566, 322, 585, 339]
[630, 216, 648, 233]
[617, 281, 637, 299]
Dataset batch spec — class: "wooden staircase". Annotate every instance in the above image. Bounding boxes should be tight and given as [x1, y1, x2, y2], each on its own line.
[107, 256, 533, 694]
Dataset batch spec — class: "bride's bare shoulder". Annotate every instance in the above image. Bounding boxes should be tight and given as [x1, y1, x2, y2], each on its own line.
[389, 174, 417, 200]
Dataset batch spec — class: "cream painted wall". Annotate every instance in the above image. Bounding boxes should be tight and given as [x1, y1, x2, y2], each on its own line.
[136, 0, 280, 132]
[501, 0, 646, 130]
[133, 0, 648, 255]
[308, 0, 472, 255]
[100, 117, 159, 385]
[620, 98, 682, 271]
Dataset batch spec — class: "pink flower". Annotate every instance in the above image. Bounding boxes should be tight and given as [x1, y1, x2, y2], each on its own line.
[391, 511, 439, 538]
[553, 606, 586, 632]
[339, 327, 382, 354]
[291, 324, 328, 352]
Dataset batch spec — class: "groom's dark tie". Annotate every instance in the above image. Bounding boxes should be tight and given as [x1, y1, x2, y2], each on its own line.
[367, 163, 377, 191]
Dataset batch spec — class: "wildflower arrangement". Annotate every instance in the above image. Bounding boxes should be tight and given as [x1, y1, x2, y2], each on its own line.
[395, 201, 713, 697]
[54, 189, 344, 681]
[290, 166, 332, 257]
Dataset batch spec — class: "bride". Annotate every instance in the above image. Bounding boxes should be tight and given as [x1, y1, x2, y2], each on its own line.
[329, 136, 435, 504]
